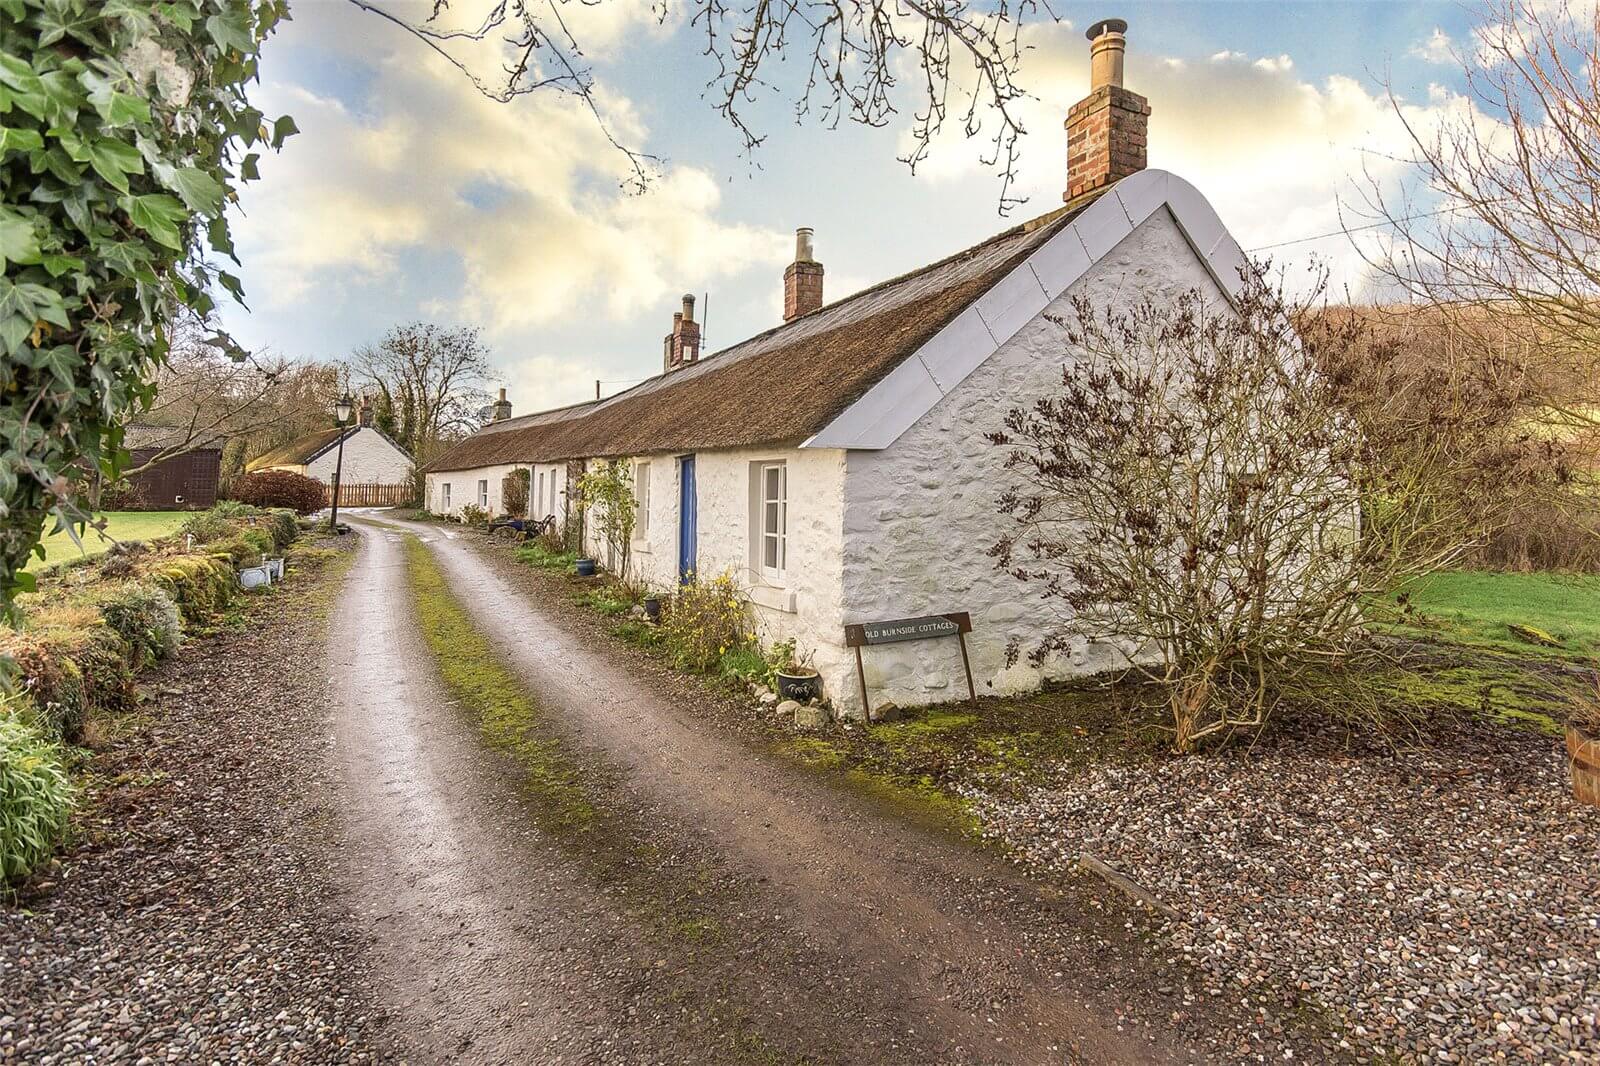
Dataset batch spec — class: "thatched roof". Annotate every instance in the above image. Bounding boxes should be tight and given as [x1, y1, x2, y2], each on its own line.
[247, 425, 413, 472]
[246, 426, 355, 471]
[427, 205, 1087, 473]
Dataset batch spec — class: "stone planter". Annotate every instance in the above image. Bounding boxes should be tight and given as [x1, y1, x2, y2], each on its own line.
[265, 557, 285, 582]
[776, 668, 821, 703]
[1568, 723, 1600, 808]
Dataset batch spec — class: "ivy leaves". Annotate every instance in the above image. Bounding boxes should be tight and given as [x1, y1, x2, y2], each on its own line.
[0, 0, 292, 614]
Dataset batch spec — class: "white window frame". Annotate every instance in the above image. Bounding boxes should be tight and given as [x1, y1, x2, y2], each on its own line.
[477, 479, 489, 508]
[442, 482, 452, 510]
[756, 461, 787, 582]
[536, 471, 545, 517]
[633, 461, 651, 542]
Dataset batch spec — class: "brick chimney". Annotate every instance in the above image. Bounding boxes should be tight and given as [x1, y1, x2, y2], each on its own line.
[490, 387, 512, 422]
[357, 399, 374, 428]
[783, 228, 824, 322]
[663, 294, 701, 373]
[1064, 18, 1149, 208]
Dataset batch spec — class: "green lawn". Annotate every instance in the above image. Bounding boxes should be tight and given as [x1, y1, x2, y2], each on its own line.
[29, 511, 189, 570]
[1388, 569, 1600, 662]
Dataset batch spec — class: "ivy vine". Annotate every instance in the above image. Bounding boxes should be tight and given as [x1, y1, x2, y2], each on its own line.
[0, 0, 291, 614]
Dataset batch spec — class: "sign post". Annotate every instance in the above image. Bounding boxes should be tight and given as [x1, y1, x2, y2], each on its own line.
[843, 611, 976, 719]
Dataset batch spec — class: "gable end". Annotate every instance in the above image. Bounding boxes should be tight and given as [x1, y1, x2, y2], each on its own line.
[801, 170, 1248, 450]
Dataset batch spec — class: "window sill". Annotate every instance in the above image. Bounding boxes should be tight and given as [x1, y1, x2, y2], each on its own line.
[749, 584, 797, 614]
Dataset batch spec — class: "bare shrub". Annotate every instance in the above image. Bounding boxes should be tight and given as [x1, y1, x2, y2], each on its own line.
[990, 269, 1473, 751]
[502, 469, 530, 519]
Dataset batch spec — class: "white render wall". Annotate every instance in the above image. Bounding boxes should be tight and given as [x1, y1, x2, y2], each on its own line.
[837, 208, 1225, 712]
[427, 462, 524, 517]
[305, 427, 411, 485]
[581, 447, 851, 693]
[528, 462, 570, 525]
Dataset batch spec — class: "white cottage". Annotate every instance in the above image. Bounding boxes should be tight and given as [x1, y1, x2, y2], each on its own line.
[426, 21, 1255, 716]
[248, 404, 413, 487]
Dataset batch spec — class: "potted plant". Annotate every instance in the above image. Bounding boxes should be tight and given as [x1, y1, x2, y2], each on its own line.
[1568, 670, 1600, 809]
[643, 595, 662, 622]
[770, 640, 821, 702]
[574, 557, 597, 578]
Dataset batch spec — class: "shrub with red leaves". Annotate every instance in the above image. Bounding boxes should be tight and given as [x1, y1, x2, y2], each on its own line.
[227, 470, 326, 515]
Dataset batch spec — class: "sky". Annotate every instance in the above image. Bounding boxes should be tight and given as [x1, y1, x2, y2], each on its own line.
[220, 0, 1491, 416]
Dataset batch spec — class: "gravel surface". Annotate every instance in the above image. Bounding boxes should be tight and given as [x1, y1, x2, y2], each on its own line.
[975, 723, 1600, 1063]
[0, 540, 408, 1065]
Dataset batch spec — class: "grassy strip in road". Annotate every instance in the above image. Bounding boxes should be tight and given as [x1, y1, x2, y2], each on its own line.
[402, 533, 824, 1063]
[404, 534, 601, 838]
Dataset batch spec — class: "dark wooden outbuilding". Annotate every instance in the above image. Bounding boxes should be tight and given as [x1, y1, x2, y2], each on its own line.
[121, 424, 223, 509]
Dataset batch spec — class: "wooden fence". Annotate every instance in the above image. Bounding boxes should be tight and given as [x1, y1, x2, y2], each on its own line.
[325, 482, 415, 508]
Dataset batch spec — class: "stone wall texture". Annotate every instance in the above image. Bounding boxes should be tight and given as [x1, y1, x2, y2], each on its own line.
[837, 207, 1223, 712]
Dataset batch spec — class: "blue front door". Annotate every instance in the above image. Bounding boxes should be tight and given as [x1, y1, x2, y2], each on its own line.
[677, 455, 697, 583]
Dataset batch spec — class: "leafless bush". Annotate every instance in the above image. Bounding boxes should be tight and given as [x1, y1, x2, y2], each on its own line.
[989, 269, 1476, 752]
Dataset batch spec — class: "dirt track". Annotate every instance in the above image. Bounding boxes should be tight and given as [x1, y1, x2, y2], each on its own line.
[330, 514, 1287, 1064]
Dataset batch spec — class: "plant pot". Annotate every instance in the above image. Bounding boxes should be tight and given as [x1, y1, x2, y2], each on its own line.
[776, 668, 821, 702]
[643, 596, 662, 622]
[574, 558, 597, 577]
[238, 564, 272, 590]
[1568, 723, 1600, 808]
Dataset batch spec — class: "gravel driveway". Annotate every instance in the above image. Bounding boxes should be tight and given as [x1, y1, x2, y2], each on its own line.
[345, 512, 1381, 1064]
[976, 726, 1600, 1063]
[0, 541, 408, 1065]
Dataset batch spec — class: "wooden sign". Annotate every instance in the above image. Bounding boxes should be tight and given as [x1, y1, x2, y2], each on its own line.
[844, 611, 976, 716]
[845, 612, 971, 647]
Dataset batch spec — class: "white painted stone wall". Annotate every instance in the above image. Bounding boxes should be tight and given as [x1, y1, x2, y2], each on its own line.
[581, 447, 851, 698]
[426, 462, 528, 517]
[305, 427, 411, 485]
[837, 208, 1225, 712]
[528, 462, 570, 525]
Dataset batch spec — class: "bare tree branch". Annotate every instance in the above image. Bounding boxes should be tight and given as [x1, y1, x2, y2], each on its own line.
[348, 0, 1054, 211]
[1352, 0, 1600, 432]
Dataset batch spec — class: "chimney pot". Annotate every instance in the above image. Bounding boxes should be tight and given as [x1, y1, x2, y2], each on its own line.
[795, 227, 815, 262]
[681, 293, 695, 322]
[1086, 17, 1128, 90]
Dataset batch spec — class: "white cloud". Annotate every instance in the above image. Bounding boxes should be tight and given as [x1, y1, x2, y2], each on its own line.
[231, 3, 785, 336]
[1410, 28, 1455, 64]
[897, 23, 1493, 292]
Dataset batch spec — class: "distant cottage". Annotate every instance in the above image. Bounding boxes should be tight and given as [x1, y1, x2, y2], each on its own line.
[425, 20, 1254, 715]
[248, 402, 412, 488]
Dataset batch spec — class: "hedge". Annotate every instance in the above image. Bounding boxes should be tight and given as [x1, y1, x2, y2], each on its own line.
[226, 470, 326, 515]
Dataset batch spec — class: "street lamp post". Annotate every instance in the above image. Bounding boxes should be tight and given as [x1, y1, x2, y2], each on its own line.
[329, 393, 353, 532]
